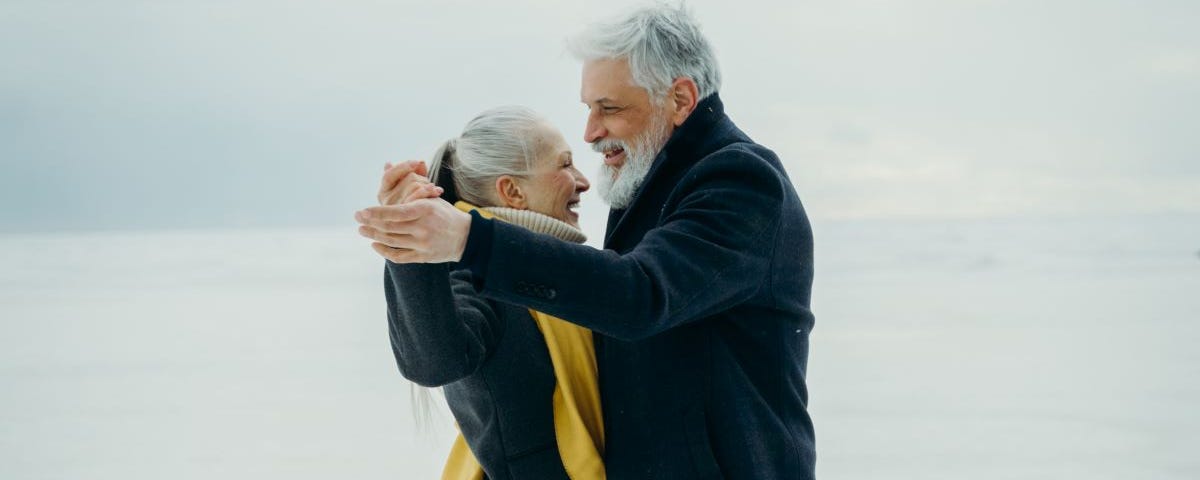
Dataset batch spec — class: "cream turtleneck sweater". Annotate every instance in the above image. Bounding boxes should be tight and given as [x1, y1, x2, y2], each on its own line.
[477, 206, 587, 244]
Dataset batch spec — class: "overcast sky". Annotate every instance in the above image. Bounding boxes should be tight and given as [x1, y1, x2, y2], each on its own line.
[2, 0, 1197, 234]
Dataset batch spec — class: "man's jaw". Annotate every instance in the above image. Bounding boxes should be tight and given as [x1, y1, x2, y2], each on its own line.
[593, 112, 673, 209]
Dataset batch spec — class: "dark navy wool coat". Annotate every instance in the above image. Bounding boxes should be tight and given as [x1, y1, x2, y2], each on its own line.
[385, 262, 572, 479]
[458, 94, 817, 479]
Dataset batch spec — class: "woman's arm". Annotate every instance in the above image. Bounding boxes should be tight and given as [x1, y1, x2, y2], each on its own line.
[384, 261, 502, 387]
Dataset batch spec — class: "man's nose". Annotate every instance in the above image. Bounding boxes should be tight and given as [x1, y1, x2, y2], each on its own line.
[584, 113, 606, 144]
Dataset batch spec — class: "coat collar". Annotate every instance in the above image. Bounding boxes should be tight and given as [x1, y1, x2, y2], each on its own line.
[603, 93, 746, 246]
[659, 92, 735, 164]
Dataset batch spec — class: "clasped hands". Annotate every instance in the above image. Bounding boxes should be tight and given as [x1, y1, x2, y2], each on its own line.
[355, 161, 473, 264]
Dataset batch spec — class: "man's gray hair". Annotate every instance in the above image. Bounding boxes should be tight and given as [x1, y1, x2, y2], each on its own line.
[568, 2, 722, 101]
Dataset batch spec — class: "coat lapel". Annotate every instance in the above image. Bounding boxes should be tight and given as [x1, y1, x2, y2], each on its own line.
[601, 94, 734, 250]
[602, 149, 670, 250]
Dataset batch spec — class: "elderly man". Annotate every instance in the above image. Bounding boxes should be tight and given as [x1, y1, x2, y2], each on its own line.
[358, 5, 816, 479]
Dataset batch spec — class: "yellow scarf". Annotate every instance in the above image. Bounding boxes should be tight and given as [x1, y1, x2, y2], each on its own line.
[441, 202, 605, 480]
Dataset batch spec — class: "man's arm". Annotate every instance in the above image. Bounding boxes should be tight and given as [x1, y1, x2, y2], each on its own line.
[469, 150, 788, 341]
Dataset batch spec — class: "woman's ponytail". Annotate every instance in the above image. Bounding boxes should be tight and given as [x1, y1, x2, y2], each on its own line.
[427, 138, 461, 204]
[408, 138, 460, 433]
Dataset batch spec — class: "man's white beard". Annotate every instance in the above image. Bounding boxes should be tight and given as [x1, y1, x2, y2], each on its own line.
[594, 113, 671, 209]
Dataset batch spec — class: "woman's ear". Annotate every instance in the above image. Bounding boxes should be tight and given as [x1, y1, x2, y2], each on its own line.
[495, 175, 528, 209]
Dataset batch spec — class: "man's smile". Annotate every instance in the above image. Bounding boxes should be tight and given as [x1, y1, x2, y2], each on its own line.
[603, 146, 626, 166]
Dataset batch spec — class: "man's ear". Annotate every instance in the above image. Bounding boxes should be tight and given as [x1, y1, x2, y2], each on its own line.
[668, 77, 700, 127]
[495, 175, 528, 209]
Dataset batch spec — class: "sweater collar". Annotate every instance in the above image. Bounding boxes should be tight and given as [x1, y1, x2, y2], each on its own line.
[454, 201, 587, 244]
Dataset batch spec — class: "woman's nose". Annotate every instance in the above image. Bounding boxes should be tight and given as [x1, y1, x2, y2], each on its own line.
[576, 172, 591, 192]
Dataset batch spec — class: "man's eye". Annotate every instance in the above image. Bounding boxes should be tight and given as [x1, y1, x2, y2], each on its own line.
[602, 106, 620, 113]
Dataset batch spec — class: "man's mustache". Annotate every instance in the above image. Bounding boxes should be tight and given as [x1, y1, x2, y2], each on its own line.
[592, 138, 628, 153]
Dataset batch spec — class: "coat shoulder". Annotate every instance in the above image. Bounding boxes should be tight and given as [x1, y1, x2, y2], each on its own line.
[675, 141, 791, 205]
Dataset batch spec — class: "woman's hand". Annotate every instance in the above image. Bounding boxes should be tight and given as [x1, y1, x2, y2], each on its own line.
[378, 161, 442, 206]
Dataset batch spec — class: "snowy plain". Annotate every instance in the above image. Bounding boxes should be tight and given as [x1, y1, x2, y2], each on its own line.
[2, 214, 1198, 479]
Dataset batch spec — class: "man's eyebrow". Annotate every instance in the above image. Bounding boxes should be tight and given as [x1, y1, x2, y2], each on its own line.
[583, 97, 616, 105]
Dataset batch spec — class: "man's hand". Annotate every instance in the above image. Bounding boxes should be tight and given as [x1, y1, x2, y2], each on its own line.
[355, 198, 473, 264]
[378, 161, 442, 206]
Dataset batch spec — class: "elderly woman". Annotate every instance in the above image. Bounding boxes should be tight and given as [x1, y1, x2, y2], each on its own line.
[369, 106, 602, 480]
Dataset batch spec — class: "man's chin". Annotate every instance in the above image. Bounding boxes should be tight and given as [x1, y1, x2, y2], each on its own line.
[605, 164, 621, 181]
[595, 165, 618, 206]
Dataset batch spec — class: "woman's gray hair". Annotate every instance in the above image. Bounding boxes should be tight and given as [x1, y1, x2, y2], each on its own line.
[428, 105, 548, 206]
[567, 2, 721, 102]
[412, 106, 549, 430]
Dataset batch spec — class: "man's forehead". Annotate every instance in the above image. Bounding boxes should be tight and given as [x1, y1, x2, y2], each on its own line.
[580, 58, 634, 103]
[581, 95, 617, 105]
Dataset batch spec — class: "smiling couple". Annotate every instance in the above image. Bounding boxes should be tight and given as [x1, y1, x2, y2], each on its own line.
[355, 4, 816, 479]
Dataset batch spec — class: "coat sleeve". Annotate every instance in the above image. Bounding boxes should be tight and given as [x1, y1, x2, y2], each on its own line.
[474, 149, 787, 341]
[384, 261, 503, 387]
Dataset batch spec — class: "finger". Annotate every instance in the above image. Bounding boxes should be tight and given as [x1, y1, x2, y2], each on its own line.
[357, 216, 423, 236]
[379, 161, 417, 196]
[358, 224, 422, 249]
[403, 183, 443, 204]
[378, 160, 423, 198]
[357, 202, 431, 224]
[403, 171, 432, 186]
[380, 172, 435, 205]
[379, 168, 434, 205]
[378, 183, 402, 206]
[371, 242, 423, 264]
[384, 162, 393, 171]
